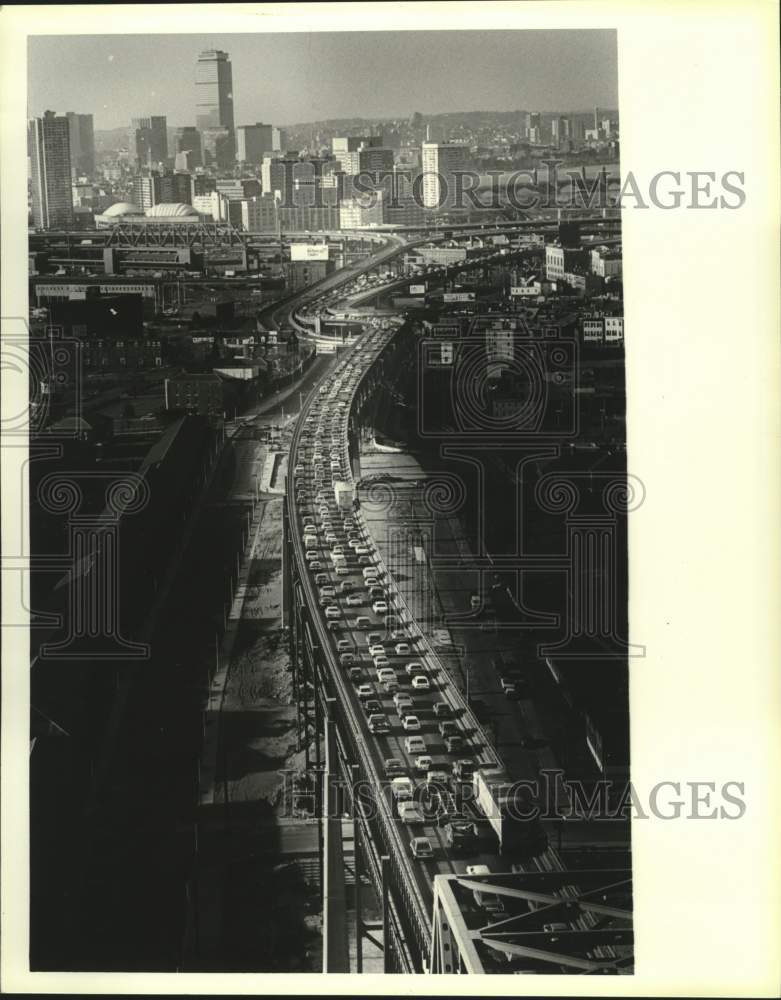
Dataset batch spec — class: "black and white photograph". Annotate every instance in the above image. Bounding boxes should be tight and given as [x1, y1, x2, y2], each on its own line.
[1, 2, 779, 995]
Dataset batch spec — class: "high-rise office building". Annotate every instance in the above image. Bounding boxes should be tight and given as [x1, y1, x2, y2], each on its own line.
[174, 126, 202, 169]
[526, 112, 541, 138]
[236, 122, 282, 165]
[334, 144, 394, 177]
[262, 155, 287, 197]
[339, 190, 385, 229]
[192, 174, 217, 199]
[65, 112, 95, 176]
[29, 111, 74, 229]
[201, 126, 234, 170]
[129, 116, 168, 168]
[196, 49, 234, 163]
[240, 193, 279, 232]
[356, 146, 395, 175]
[332, 135, 383, 173]
[132, 170, 192, 211]
[420, 141, 469, 209]
[557, 116, 572, 142]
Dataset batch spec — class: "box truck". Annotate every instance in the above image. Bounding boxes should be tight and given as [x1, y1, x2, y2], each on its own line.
[472, 769, 547, 855]
[333, 480, 355, 511]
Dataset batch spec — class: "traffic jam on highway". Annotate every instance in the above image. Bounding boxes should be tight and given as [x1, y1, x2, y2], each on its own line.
[290, 321, 550, 892]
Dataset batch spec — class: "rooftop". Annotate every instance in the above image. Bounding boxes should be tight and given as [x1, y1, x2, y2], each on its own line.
[144, 202, 200, 219]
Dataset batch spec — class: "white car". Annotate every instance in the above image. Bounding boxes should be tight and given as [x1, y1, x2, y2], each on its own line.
[305, 550, 319, 561]
[320, 585, 335, 598]
[405, 661, 425, 675]
[372, 601, 388, 615]
[325, 606, 341, 620]
[401, 714, 421, 731]
[415, 755, 433, 772]
[394, 642, 411, 656]
[398, 801, 425, 825]
[335, 565, 349, 576]
[356, 684, 373, 700]
[411, 676, 430, 692]
[345, 594, 363, 607]
[368, 644, 385, 658]
[405, 735, 426, 755]
[393, 692, 413, 709]
[336, 639, 352, 652]
[390, 776, 413, 801]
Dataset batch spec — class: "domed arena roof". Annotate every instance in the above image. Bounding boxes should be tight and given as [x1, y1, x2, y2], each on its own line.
[103, 201, 140, 217]
[144, 202, 199, 218]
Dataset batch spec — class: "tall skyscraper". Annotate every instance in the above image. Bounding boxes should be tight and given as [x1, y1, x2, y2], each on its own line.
[29, 111, 74, 229]
[129, 116, 168, 168]
[65, 112, 95, 176]
[420, 141, 469, 209]
[196, 49, 234, 134]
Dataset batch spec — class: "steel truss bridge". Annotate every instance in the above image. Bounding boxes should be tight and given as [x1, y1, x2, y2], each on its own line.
[431, 862, 634, 974]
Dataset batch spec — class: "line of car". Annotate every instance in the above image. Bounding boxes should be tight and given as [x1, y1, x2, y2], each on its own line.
[293, 325, 486, 865]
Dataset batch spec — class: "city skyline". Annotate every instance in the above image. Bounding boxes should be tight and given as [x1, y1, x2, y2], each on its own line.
[27, 30, 618, 130]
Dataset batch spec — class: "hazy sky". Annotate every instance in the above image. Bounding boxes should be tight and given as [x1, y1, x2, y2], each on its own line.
[28, 30, 618, 130]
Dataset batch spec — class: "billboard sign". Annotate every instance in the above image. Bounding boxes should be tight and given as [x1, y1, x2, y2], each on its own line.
[409, 284, 426, 294]
[290, 243, 329, 262]
[443, 292, 475, 303]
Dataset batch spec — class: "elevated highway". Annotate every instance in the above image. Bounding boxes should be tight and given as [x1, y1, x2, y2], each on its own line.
[275, 211, 631, 974]
[282, 324, 507, 970]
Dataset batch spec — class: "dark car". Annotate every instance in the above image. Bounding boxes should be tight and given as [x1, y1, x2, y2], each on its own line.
[444, 734, 465, 753]
[368, 714, 390, 735]
[364, 699, 383, 715]
[433, 702, 452, 719]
